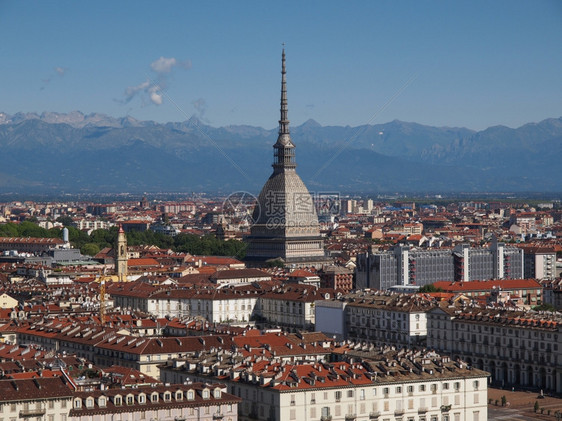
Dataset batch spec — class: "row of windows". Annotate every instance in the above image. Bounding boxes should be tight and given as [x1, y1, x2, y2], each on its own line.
[287, 381, 473, 406]
[73, 388, 221, 409]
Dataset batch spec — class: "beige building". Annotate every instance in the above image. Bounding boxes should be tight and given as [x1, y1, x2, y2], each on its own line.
[0, 292, 18, 309]
[257, 285, 331, 331]
[427, 303, 561, 393]
[68, 383, 240, 421]
[161, 347, 489, 421]
[0, 377, 74, 421]
[316, 292, 436, 348]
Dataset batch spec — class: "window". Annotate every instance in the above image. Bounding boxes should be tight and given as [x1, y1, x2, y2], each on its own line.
[383, 387, 389, 396]
[443, 383, 449, 390]
[454, 382, 460, 391]
[396, 386, 402, 393]
[48, 401, 54, 409]
[290, 394, 296, 406]
[175, 391, 183, 400]
[335, 391, 342, 402]
[360, 389, 365, 400]
[164, 392, 171, 401]
[99, 397, 107, 407]
[202, 389, 210, 399]
[127, 395, 134, 405]
[473, 381, 479, 390]
[151, 393, 158, 403]
[347, 390, 354, 398]
[407, 385, 414, 394]
[73, 399, 82, 409]
[138, 394, 145, 404]
[419, 385, 426, 392]
[86, 397, 94, 408]
[114, 396, 122, 406]
[187, 390, 195, 400]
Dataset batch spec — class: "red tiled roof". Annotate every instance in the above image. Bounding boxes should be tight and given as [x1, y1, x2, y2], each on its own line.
[433, 279, 541, 292]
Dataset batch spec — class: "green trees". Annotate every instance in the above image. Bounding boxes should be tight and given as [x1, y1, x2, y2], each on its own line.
[0, 221, 57, 238]
[0, 221, 246, 258]
[418, 284, 443, 293]
[532, 303, 557, 312]
[81, 243, 101, 256]
[56, 216, 74, 226]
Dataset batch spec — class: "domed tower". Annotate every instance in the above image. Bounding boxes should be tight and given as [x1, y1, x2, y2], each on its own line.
[245, 49, 327, 267]
[115, 224, 128, 281]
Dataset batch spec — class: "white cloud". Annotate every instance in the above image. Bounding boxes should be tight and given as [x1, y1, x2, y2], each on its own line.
[124, 80, 150, 103]
[120, 56, 190, 106]
[150, 57, 177, 74]
[149, 86, 163, 105]
[55, 66, 66, 76]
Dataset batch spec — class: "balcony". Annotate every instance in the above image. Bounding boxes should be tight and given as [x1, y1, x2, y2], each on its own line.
[394, 409, 405, 416]
[369, 412, 381, 419]
[320, 416, 332, 421]
[345, 415, 357, 421]
[213, 414, 224, 420]
[20, 408, 46, 417]
[441, 404, 452, 412]
[418, 407, 429, 414]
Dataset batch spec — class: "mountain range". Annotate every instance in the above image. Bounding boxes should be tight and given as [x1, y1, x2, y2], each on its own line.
[0, 111, 561, 194]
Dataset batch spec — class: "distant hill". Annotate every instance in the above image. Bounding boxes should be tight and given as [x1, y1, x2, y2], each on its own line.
[0, 112, 560, 193]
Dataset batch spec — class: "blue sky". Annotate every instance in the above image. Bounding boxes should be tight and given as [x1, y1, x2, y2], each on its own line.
[1, 0, 561, 130]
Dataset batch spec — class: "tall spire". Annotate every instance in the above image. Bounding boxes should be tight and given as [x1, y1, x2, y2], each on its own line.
[279, 48, 289, 135]
[273, 48, 296, 172]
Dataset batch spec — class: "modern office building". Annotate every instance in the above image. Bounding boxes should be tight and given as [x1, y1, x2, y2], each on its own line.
[356, 240, 524, 290]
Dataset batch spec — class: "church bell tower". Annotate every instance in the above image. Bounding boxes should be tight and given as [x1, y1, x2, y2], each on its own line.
[115, 224, 128, 281]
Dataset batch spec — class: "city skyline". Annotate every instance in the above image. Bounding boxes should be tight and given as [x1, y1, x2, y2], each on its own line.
[2, 0, 561, 131]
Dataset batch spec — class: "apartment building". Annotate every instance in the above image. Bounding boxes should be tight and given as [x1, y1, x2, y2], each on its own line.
[356, 240, 524, 290]
[315, 291, 436, 347]
[160, 347, 489, 421]
[0, 377, 74, 421]
[432, 279, 542, 306]
[68, 383, 240, 421]
[520, 245, 557, 280]
[16, 321, 235, 378]
[110, 281, 261, 323]
[257, 285, 333, 331]
[427, 303, 561, 393]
